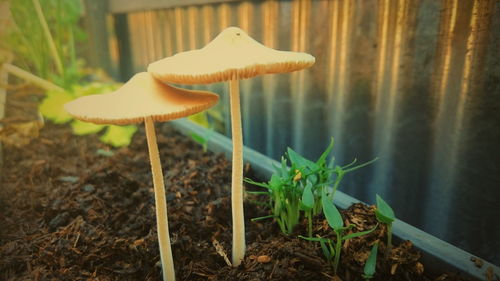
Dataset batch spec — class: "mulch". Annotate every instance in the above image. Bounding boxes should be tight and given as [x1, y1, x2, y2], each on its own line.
[0, 88, 477, 280]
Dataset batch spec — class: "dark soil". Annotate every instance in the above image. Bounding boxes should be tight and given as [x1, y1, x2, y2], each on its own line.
[0, 89, 478, 280]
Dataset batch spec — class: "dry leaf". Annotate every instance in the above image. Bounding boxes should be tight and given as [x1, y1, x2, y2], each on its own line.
[0, 120, 44, 148]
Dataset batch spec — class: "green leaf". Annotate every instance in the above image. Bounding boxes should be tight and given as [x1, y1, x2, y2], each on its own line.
[301, 181, 314, 210]
[363, 243, 378, 279]
[320, 240, 333, 261]
[308, 174, 318, 185]
[187, 112, 210, 128]
[287, 147, 318, 171]
[244, 178, 271, 189]
[71, 119, 105, 135]
[269, 174, 282, 190]
[39, 90, 74, 124]
[251, 215, 276, 221]
[245, 191, 269, 195]
[322, 192, 343, 230]
[317, 137, 334, 165]
[298, 235, 331, 243]
[342, 225, 378, 241]
[375, 194, 395, 224]
[280, 157, 288, 176]
[99, 125, 137, 147]
[72, 82, 120, 98]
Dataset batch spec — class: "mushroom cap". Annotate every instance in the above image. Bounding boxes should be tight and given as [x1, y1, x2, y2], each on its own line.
[64, 72, 219, 125]
[148, 27, 315, 84]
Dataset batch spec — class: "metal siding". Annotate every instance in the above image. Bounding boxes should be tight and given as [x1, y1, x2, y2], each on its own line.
[120, 0, 500, 264]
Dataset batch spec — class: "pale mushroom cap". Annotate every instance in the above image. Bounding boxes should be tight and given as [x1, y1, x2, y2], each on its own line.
[148, 27, 315, 84]
[64, 72, 219, 125]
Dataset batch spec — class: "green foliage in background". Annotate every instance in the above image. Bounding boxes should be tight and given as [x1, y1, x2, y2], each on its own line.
[2, 0, 85, 89]
[39, 82, 137, 147]
[2, 0, 138, 147]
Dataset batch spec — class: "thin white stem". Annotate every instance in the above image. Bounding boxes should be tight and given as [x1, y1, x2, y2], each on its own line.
[3, 63, 64, 92]
[229, 78, 245, 266]
[144, 117, 175, 281]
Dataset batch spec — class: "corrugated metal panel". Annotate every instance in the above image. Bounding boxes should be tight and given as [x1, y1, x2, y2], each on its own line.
[118, 0, 500, 263]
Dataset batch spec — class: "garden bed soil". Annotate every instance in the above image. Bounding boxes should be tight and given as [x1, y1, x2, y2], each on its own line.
[0, 89, 481, 281]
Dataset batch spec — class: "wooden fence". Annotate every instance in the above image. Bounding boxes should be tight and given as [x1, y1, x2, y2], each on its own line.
[83, 0, 500, 264]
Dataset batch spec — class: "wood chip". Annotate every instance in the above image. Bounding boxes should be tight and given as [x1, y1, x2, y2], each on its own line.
[415, 262, 424, 275]
[257, 255, 271, 263]
[391, 263, 398, 275]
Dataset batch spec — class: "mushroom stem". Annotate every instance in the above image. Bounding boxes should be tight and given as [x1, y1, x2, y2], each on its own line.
[144, 116, 175, 281]
[229, 78, 245, 266]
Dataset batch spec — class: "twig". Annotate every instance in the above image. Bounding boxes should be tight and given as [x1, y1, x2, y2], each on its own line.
[269, 260, 278, 279]
[212, 239, 232, 267]
[3, 63, 64, 92]
[32, 0, 63, 76]
[73, 232, 80, 247]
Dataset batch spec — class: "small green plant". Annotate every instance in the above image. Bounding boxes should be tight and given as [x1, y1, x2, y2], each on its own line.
[245, 139, 335, 236]
[246, 138, 377, 237]
[363, 242, 379, 280]
[300, 189, 377, 275]
[375, 194, 395, 259]
[39, 82, 138, 147]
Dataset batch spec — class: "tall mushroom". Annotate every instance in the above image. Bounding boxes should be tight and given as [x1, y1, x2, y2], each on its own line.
[64, 72, 219, 281]
[148, 27, 315, 266]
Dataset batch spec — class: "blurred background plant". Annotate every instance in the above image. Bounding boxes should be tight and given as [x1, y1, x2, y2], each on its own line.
[2, 0, 83, 88]
[0, 0, 136, 147]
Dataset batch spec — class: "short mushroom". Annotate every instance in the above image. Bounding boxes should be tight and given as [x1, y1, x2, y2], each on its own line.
[64, 72, 219, 281]
[148, 27, 315, 266]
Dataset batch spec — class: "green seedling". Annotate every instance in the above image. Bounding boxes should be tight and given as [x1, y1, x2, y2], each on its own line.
[286, 137, 335, 216]
[246, 138, 377, 237]
[363, 242, 379, 280]
[246, 163, 303, 236]
[375, 194, 395, 259]
[300, 189, 377, 275]
[246, 138, 335, 236]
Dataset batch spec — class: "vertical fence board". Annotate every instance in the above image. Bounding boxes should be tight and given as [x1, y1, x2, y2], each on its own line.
[83, 0, 114, 78]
